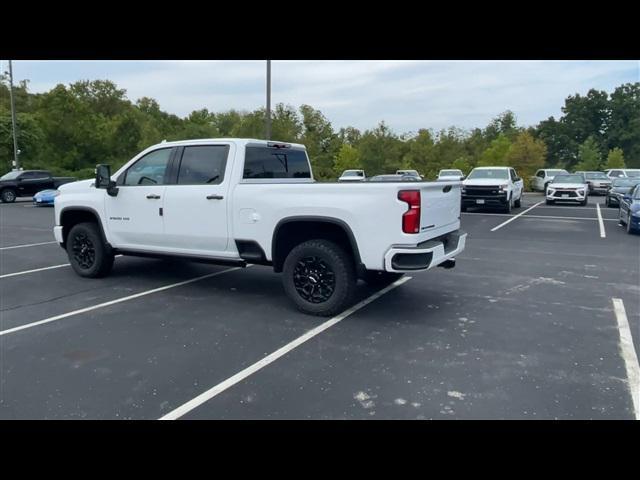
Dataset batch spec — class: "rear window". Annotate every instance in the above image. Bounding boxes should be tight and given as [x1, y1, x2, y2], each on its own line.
[243, 146, 311, 179]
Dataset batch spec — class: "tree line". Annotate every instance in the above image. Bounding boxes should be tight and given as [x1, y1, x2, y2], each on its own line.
[1, 77, 638, 187]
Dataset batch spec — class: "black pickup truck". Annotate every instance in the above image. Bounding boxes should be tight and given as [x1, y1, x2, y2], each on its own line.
[0, 170, 77, 203]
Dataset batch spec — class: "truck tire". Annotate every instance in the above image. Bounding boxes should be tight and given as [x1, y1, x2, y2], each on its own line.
[362, 270, 404, 286]
[504, 194, 513, 214]
[282, 239, 356, 317]
[66, 222, 114, 278]
[514, 193, 521, 208]
[1, 188, 17, 203]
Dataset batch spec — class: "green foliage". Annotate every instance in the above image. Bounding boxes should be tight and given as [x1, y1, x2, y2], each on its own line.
[0, 77, 637, 181]
[506, 132, 547, 189]
[574, 137, 602, 171]
[451, 156, 472, 175]
[477, 134, 512, 167]
[605, 147, 625, 169]
[333, 144, 362, 173]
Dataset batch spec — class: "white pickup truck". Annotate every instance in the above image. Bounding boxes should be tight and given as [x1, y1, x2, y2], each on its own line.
[53, 139, 466, 316]
[461, 166, 524, 213]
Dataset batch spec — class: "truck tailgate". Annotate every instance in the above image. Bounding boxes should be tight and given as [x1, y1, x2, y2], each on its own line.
[417, 182, 461, 237]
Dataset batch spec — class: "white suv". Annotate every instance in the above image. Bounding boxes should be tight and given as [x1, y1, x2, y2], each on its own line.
[531, 169, 569, 192]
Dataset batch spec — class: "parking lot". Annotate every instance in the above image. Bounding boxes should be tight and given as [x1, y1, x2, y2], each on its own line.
[1, 193, 638, 419]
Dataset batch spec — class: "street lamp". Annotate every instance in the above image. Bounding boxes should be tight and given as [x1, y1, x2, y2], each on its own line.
[266, 60, 271, 140]
[5, 60, 20, 170]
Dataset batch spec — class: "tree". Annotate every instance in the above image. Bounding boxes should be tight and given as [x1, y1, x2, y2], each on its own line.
[605, 147, 625, 169]
[607, 83, 640, 167]
[506, 132, 547, 187]
[477, 134, 512, 167]
[451, 156, 472, 175]
[402, 129, 435, 176]
[333, 144, 362, 173]
[574, 137, 602, 171]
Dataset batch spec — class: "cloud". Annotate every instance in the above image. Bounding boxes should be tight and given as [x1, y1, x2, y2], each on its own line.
[4, 60, 638, 134]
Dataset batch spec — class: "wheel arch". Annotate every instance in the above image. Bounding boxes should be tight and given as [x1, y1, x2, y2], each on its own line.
[59, 206, 110, 248]
[271, 216, 364, 275]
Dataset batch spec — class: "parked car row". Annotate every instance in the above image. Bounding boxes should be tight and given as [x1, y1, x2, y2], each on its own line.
[0, 170, 76, 203]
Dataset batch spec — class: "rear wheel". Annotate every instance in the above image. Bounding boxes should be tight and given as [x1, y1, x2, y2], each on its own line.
[282, 239, 356, 317]
[627, 214, 637, 234]
[362, 270, 404, 287]
[1, 188, 17, 203]
[66, 222, 114, 278]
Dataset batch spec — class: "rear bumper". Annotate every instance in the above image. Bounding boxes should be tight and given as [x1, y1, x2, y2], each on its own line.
[384, 230, 467, 272]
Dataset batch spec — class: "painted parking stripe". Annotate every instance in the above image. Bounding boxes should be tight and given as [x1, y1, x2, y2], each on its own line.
[463, 212, 618, 222]
[0, 255, 124, 279]
[612, 298, 640, 420]
[596, 203, 606, 238]
[489, 202, 543, 232]
[0, 266, 245, 337]
[0, 241, 57, 250]
[159, 275, 413, 420]
[0, 263, 69, 279]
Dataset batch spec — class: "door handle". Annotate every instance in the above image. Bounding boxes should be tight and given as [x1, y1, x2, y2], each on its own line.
[146, 194, 161, 199]
[206, 194, 224, 200]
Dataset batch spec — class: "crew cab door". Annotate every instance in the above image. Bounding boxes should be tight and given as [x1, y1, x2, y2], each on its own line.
[161, 144, 231, 255]
[104, 147, 173, 249]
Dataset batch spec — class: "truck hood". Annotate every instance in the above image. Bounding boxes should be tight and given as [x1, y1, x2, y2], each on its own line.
[463, 178, 509, 186]
[58, 179, 93, 191]
[548, 183, 586, 189]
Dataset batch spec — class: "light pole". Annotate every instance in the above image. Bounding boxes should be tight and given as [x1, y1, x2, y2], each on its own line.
[266, 60, 271, 140]
[7, 60, 20, 170]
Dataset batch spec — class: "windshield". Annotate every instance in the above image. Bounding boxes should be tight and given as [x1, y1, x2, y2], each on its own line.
[467, 169, 509, 180]
[625, 170, 640, 178]
[440, 170, 463, 176]
[613, 178, 640, 187]
[552, 174, 585, 184]
[584, 172, 608, 180]
[342, 171, 363, 177]
[1, 171, 22, 181]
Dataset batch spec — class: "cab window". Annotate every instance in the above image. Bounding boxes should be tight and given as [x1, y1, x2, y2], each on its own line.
[177, 145, 229, 185]
[537, 171, 545, 178]
[122, 148, 172, 186]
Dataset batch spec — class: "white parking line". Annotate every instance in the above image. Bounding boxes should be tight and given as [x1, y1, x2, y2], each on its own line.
[159, 275, 413, 420]
[0, 263, 69, 279]
[490, 202, 543, 232]
[463, 212, 618, 222]
[612, 298, 640, 420]
[0, 255, 124, 279]
[596, 203, 606, 238]
[0, 266, 245, 337]
[0, 241, 57, 250]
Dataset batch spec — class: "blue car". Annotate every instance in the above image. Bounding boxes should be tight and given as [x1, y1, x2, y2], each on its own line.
[619, 183, 640, 234]
[33, 189, 59, 206]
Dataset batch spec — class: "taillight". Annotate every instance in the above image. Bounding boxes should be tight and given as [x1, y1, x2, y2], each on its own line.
[398, 190, 421, 234]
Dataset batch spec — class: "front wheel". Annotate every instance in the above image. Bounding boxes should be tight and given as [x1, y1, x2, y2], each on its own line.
[362, 270, 404, 287]
[504, 195, 513, 213]
[514, 193, 521, 208]
[66, 222, 114, 278]
[282, 239, 356, 316]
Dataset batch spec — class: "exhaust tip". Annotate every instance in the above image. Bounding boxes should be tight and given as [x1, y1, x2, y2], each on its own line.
[438, 259, 456, 269]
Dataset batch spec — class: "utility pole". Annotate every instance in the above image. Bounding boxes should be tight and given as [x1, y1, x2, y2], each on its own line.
[8, 60, 20, 170]
[266, 60, 271, 140]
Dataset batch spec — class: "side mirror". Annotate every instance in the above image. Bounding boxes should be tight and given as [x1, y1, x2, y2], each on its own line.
[95, 164, 119, 197]
[623, 195, 631, 202]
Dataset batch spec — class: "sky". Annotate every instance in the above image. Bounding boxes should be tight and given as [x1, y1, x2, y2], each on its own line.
[1, 60, 638, 134]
